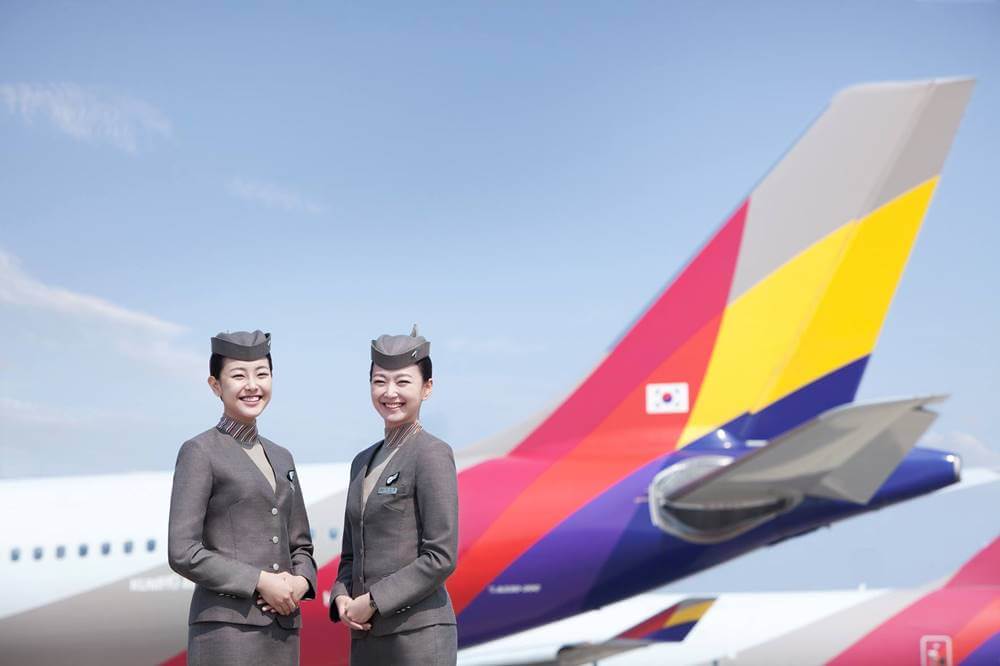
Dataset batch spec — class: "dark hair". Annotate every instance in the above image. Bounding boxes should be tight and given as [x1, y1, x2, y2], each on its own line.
[210, 353, 273, 380]
[369, 357, 432, 382]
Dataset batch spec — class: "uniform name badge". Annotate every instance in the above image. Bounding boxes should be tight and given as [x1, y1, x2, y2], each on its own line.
[377, 486, 398, 495]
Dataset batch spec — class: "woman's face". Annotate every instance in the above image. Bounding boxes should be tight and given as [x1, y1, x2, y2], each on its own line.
[370, 363, 432, 428]
[207, 357, 272, 422]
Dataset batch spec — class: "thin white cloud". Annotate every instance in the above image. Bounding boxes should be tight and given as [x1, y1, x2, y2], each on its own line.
[0, 397, 88, 428]
[0, 249, 183, 335]
[0, 397, 156, 431]
[228, 178, 327, 215]
[0, 397, 155, 429]
[0, 83, 171, 153]
[115, 336, 204, 376]
[0, 248, 201, 375]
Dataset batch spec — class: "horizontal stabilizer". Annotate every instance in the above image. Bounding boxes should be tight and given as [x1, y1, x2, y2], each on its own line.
[540, 597, 716, 665]
[672, 396, 946, 506]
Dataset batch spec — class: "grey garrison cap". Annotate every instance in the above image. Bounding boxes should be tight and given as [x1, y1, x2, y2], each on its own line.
[211, 330, 271, 360]
[371, 324, 430, 370]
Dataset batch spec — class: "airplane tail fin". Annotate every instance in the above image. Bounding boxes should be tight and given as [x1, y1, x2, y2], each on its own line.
[712, 78, 975, 445]
[615, 597, 716, 642]
[509, 78, 973, 461]
[548, 598, 716, 666]
[449, 81, 974, 627]
[947, 536, 1000, 588]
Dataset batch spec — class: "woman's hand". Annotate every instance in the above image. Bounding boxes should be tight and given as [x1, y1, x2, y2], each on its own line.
[345, 593, 376, 625]
[335, 594, 372, 631]
[259, 573, 312, 613]
[281, 572, 311, 603]
[256, 571, 295, 616]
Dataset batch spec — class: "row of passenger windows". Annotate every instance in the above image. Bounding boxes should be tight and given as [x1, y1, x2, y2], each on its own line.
[9, 528, 339, 563]
[10, 539, 157, 562]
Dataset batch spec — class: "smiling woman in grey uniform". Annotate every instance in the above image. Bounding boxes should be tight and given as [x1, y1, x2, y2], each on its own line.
[168, 330, 317, 666]
[329, 326, 459, 665]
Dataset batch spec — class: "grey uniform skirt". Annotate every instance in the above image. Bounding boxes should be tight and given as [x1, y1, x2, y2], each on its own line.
[350, 623, 457, 666]
[188, 621, 299, 666]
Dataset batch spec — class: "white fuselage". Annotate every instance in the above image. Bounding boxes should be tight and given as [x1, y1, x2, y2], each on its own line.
[0, 463, 351, 621]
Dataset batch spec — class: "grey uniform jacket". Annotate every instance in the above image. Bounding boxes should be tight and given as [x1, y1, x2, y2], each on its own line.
[329, 429, 459, 637]
[168, 428, 318, 629]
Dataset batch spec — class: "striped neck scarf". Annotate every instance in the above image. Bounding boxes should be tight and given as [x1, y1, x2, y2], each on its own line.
[384, 420, 422, 448]
[216, 414, 258, 444]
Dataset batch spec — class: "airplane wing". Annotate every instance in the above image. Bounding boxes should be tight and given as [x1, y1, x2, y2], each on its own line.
[669, 395, 946, 507]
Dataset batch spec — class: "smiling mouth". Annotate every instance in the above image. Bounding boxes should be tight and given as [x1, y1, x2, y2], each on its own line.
[240, 396, 262, 404]
[382, 401, 404, 410]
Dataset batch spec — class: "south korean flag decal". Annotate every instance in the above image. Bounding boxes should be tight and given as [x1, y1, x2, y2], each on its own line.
[645, 382, 690, 414]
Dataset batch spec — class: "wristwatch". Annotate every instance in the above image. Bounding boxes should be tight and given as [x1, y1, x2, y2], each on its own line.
[369, 594, 378, 611]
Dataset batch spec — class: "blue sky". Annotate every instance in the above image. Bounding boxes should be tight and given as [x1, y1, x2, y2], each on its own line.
[2, 0, 998, 500]
[2, 0, 999, 597]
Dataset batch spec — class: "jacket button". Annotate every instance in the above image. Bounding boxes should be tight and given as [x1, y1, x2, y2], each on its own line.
[272, 563, 279, 571]
[272, 536, 279, 544]
[271, 507, 278, 515]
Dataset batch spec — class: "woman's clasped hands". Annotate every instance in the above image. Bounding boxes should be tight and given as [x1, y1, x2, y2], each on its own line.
[256, 571, 311, 616]
[334, 593, 374, 631]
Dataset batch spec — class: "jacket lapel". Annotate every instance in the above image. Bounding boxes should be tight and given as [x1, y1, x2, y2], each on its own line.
[349, 441, 381, 520]
[359, 440, 381, 480]
[259, 438, 285, 501]
[217, 431, 278, 499]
